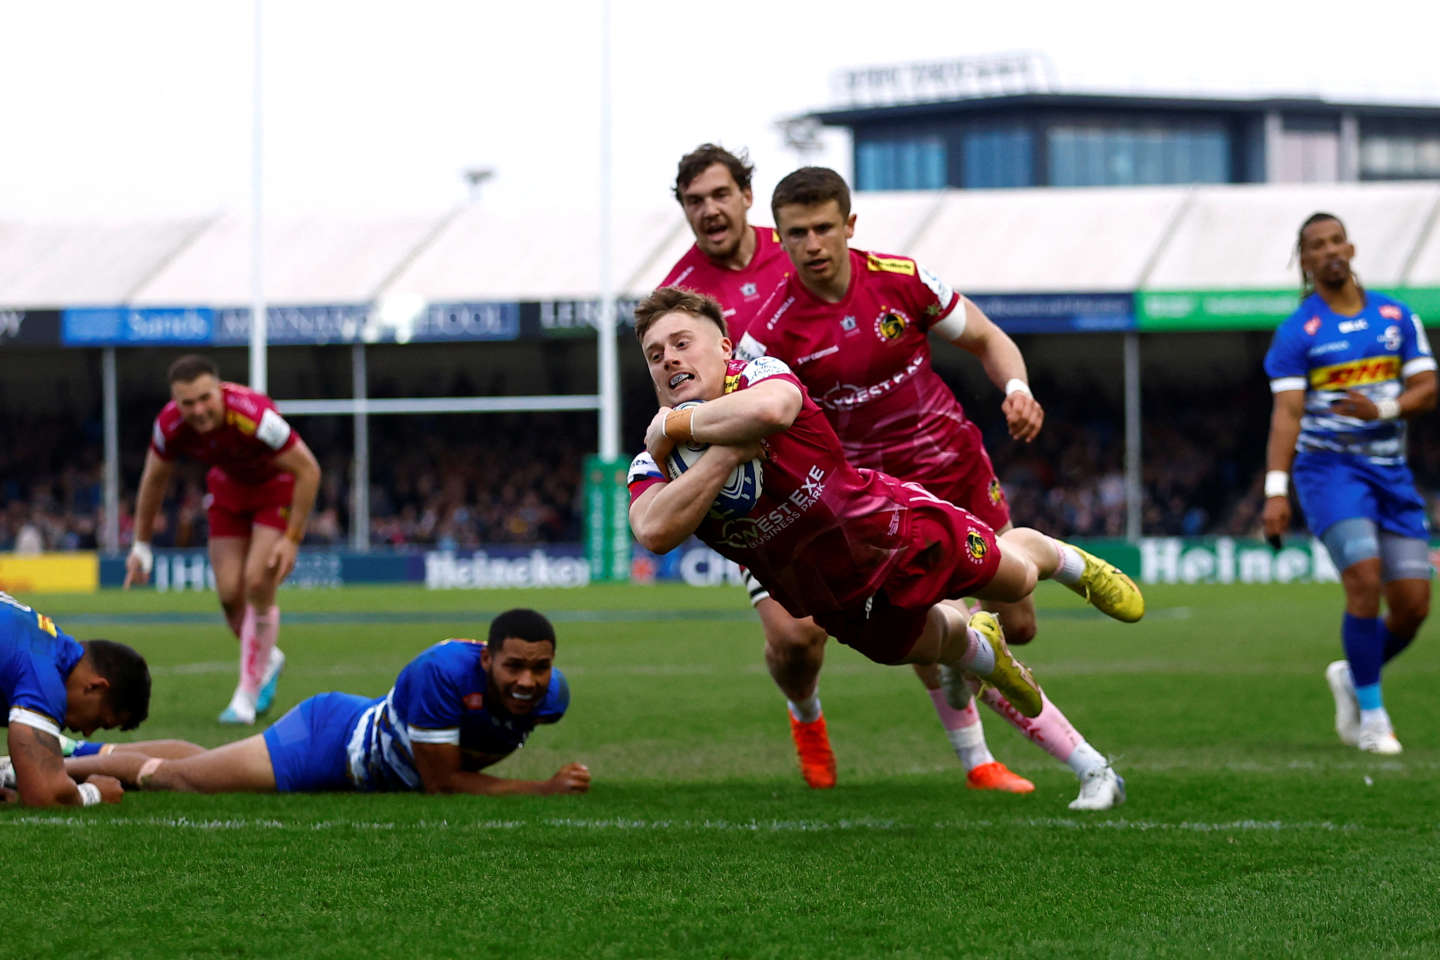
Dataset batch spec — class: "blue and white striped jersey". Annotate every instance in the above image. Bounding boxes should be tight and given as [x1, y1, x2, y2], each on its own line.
[1265, 291, 1435, 465]
[344, 639, 569, 791]
[0, 591, 84, 739]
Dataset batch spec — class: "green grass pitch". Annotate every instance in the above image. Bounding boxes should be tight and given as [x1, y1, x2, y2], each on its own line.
[5, 581, 1440, 958]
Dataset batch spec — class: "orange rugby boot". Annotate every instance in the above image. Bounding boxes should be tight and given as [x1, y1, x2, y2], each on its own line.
[966, 761, 1035, 794]
[789, 713, 837, 789]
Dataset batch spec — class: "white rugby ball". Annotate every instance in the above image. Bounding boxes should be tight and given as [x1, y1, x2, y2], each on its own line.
[664, 401, 763, 519]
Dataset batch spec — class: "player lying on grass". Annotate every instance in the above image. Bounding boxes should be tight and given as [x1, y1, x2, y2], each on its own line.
[627, 287, 1144, 722]
[60, 609, 591, 797]
[0, 591, 150, 807]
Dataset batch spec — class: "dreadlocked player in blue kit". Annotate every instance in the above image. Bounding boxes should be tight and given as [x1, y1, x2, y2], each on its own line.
[1262, 212, 1438, 755]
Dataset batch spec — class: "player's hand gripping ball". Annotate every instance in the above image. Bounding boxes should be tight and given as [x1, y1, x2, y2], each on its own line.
[664, 401, 763, 519]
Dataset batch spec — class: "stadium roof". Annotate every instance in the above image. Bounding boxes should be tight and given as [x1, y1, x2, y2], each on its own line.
[2, 180, 1439, 308]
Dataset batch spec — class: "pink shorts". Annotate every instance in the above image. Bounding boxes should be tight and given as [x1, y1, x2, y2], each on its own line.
[913, 420, 1010, 531]
[812, 483, 1001, 665]
[205, 467, 293, 538]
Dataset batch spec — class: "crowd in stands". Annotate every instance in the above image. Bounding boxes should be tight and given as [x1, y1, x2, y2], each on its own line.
[7, 384, 1440, 552]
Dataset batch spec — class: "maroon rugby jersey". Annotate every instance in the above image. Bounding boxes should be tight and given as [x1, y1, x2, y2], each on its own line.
[149, 382, 298, 485]
[660, 225, 791, 342]
[735, 248, 978, 489]
[628, 356, 916, 616]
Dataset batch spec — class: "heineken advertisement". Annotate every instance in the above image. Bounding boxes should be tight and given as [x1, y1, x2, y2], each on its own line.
[1137, 288, 1440, 331]
[1078, 537, 1339, 584]
[582, 455, 633, 583]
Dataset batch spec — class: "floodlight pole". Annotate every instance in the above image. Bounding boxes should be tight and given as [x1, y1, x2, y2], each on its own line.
[249, 0, 268, 393]
[596, 0, 620, 461]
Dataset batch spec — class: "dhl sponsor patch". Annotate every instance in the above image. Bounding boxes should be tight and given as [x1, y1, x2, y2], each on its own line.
[724, 373, 742, 394]
[866, 253, 915, 276]
[1309, 356, 1400, 390]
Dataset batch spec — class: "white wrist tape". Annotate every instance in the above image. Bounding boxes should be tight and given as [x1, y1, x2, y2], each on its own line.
[1264, 471, 1289, 498]
[129, 541, 153, 575]
[1004, 378, 1032, 398]
[77, 782, 102, 806]
[1375, 398, 1401, 421]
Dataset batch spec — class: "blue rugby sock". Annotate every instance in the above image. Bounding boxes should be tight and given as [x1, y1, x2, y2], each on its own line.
[1342, 613, 1385, 709]
[1382, 624, 1415, 665]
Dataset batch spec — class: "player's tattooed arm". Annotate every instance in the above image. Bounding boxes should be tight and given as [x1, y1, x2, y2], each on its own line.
[7, 722, 84, 807]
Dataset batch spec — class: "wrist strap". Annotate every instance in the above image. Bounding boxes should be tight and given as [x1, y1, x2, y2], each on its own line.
[129, 541, 153, 575]
[1375, 398, 1401, 421]
[284, 529, 304, 546]
[662, 407, 696, 444]
[77, 782, 102, 806]
[1264, 471, 1289, 498]
[1004, 378, 1032, 398]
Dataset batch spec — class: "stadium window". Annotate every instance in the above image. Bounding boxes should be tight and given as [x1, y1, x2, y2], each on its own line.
[962, 126, 1034, 188]
[855, 136, 947, 190]
[1047, 125, 1229, 187]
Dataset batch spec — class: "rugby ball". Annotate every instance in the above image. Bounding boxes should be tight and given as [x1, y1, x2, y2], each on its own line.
[664, 401, 763, 519]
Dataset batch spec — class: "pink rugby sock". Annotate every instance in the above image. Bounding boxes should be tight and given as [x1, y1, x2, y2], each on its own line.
[974, 684, 1083, 763]
[244, 605, 280, 693]
[928, 686, 980, 731]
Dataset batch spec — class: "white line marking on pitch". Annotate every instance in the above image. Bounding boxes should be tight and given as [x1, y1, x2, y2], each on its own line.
[0, 814, 1380, 834]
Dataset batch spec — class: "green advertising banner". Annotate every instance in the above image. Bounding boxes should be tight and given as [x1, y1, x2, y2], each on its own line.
[1138, 288, 1440, 332]
[583, 455, 633, 583]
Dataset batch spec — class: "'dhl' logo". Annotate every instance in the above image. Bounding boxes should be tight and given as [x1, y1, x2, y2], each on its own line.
[965, 530, 988, 563]
[875, 308, 909, 341]
[987, 478, 1004, 506]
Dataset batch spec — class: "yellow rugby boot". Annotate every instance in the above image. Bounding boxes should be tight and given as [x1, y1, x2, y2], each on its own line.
[967, 611, 1043, 718]
[1060, 542, 1145, 623]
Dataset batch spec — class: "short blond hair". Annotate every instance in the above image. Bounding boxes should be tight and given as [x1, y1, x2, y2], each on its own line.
[633, 286, 729, 343]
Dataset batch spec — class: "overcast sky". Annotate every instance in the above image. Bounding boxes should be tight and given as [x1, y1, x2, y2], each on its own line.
[2, 0, 1437, 221]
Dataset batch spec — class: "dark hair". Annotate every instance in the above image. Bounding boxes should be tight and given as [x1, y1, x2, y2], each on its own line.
[1295, 211, 1362, 300]
[674, 143, 754, 204]
[82, 640, 151, 731]
[771, 166, 851, 224]
[633, 286, 729, 343]
[488, 609, 556, 654]
[167, 354, 219, 384]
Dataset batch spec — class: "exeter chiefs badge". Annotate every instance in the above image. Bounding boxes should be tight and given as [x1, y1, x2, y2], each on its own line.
[875, 307, 910, 342]
[965, 529, 988, 563]
[987, 478, 1004, 506]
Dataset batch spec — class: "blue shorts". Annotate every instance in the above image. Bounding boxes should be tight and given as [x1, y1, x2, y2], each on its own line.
[262, 692, 374, 793]
[1292, 452, 1429, 541]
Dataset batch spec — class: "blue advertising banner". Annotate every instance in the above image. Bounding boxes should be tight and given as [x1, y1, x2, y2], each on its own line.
[967, 292, 1135, 333]
[0, 309, 62, 346]
[213, 305, 372, 345]
[63, 307, 214, 346]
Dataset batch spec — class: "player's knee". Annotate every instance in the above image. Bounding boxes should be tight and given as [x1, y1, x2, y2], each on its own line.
[1391, 599, 1429, 636]
[1001, 613, 1038, 645]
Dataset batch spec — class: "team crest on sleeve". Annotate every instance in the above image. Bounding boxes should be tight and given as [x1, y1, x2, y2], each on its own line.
[965, 529, 989, 563]
[987, 479, 1005, 506]
[875, 308, 910, 342]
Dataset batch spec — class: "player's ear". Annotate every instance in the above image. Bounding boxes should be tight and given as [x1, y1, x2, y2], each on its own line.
[480, 644, 492, 673]
[85, 676, 111, 696]
[845, 213, 857, 239]
[741, 187, 753, 210]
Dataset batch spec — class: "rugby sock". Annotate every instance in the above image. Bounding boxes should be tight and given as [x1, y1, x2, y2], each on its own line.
[1049, 539, 1085, 585]
[1382, 624, 1415, 665]
[1342, 613, 1384, 709]
[956, 627, 997, 676]
[787, 691, 822, 724]
[249, 605, 281, 693]
[1360, 705, 1392, 730]
[238, 605, 259, 697]
[927, 688, 993, 770]
[975, 685, 1097, 774]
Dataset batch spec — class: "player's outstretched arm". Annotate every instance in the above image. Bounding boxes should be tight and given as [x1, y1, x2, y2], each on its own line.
[6, 722, 123, 807]
[411, 742, 590, 797]
[265, 438, 323, 578]
[629, 442, 757, 554]
[946, 297, 1042, 442]
[125, 450, 176, 588]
